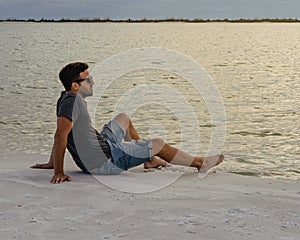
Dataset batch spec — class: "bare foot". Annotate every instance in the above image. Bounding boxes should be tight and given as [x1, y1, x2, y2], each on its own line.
[144, 157, 169, 169]
[197, 154, 224, 173]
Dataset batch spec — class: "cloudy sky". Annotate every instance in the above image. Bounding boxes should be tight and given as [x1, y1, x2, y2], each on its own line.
[0, 0, 299, 20]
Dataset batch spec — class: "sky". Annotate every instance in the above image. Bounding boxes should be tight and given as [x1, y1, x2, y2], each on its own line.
[0, 0, 300, 20]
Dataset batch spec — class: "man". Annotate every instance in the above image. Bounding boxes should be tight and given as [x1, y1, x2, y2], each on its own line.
[31, 62, 224, 184]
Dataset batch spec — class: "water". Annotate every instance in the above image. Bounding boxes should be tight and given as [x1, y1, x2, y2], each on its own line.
[0, 22, 299, 181]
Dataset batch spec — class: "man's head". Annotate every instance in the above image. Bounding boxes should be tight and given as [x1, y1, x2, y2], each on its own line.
[59, 62, 89, 91]
[59, 62, 94, 98]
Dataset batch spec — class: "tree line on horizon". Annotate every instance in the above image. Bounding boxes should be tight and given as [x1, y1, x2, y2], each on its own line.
[1, 17, 300, 23]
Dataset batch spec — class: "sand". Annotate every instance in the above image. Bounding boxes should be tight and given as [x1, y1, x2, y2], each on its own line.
[0, 153, 299, 240]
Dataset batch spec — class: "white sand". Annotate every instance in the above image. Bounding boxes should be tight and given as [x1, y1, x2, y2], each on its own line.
[1, 153, 300, 240]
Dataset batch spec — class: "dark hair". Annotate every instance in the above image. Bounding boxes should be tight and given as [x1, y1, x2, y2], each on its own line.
[59, 62, 89, 91]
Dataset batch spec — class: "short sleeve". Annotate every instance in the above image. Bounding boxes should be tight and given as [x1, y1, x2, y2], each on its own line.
[57, 95, 80, 123]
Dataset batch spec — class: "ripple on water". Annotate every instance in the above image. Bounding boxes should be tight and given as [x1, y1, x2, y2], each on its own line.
[0, 22, 299, 181]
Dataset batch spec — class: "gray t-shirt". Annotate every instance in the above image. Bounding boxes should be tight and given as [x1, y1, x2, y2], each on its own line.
[56, 91, 109, 173]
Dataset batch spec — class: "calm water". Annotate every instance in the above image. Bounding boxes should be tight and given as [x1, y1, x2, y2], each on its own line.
[0, 22, 299, 181]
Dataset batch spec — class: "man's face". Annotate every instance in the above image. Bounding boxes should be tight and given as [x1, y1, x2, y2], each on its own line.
[78, 69, 94, 98]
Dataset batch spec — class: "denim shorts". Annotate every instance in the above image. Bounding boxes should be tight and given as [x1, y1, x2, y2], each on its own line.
[95, 119, 153, 175]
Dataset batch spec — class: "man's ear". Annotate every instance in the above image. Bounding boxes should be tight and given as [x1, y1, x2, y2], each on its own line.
[71, 82, 80, 90]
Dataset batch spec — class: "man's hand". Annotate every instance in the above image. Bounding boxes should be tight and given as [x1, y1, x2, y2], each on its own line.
[31, 148, 54, 169]
[51, 173, 72, 184]
[31, 162, 54, 169]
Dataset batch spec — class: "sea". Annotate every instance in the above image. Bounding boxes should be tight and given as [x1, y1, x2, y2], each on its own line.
[0, 22, 299, 182]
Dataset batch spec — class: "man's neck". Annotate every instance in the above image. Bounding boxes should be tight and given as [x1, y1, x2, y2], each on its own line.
[67, 89, 78, 94]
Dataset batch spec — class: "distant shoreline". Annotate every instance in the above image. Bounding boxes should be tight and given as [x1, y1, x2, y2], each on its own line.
[1, 18, 300, 23]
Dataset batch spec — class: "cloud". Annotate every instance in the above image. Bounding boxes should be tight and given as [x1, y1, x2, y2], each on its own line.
[0, 0, 300, 19]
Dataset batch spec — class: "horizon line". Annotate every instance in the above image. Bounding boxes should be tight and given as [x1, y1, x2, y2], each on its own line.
[1, 17, 300, 23]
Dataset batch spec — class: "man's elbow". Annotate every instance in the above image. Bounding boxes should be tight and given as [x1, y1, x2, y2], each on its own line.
[54, 131, 68, 143]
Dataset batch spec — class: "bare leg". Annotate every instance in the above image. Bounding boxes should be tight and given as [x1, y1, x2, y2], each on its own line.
[113, 113, 168, 168]
[113, 113, 224, 171]
[151, 138, 224, 172]
[113, 113, 140, 141]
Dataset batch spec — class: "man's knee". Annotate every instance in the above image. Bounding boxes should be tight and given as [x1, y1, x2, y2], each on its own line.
[115, 112, 129, 121]
[114, 113, 130, 130]
[151, 138, 165, 155]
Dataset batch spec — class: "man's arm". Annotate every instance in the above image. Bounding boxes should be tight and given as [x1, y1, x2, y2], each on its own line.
[51, 117, 73, 184]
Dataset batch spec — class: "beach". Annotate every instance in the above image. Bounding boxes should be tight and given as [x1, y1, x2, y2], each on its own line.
[1, 22, 300, 239]
[1, 153, 299, 240]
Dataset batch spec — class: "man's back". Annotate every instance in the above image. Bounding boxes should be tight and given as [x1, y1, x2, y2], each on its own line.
[56, 91, 108, 172]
